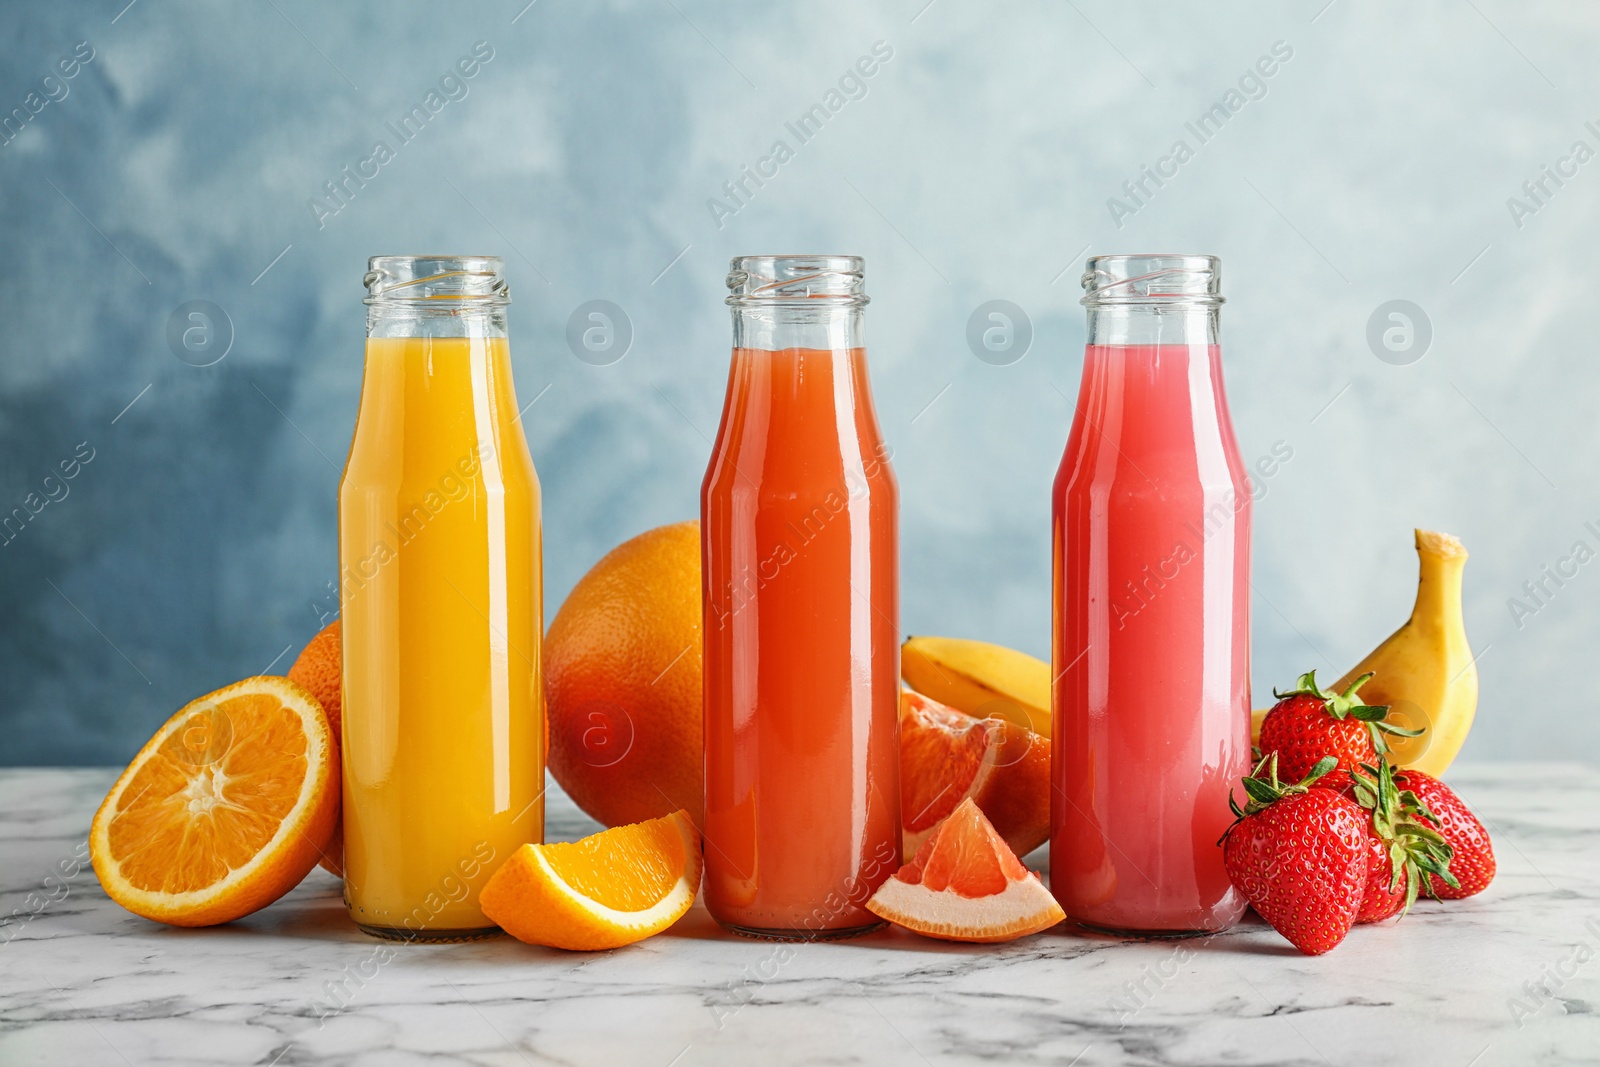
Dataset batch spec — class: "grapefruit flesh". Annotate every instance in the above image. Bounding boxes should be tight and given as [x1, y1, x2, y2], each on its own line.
[868, 797, 1064, 943]
[899, 690, 1049, 859]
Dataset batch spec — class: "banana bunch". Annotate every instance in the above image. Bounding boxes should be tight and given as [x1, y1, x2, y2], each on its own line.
[911, 529, 1478, 777]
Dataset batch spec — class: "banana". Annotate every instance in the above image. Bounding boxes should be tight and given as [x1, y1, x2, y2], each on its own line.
[901, 635, 1051, 735]
[1334, 529, 1477, 777]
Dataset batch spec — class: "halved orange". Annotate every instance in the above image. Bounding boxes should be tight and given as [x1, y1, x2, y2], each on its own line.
[900, 689, 1049, 860]
[480, 809, 701, 951]
[90, 676, 340, 927]
[868, 797, 1065, 943]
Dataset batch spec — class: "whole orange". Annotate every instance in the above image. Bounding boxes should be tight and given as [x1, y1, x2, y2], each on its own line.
[287, 619, 344, 877]
[546, 520, 702, 827]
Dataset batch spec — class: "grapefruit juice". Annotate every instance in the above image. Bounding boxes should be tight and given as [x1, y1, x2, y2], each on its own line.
[702, 255, 901, 939]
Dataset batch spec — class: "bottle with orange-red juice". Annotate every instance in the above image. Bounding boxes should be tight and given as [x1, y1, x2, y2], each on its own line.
[701, 255, 902, 939]
[1051, 254, 1251, 935]
[339, 255, 544, 940]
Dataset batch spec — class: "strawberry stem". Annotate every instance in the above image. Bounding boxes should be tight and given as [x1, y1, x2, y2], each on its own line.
[1350, 760, 1459, 913]
[1220, 754, 1338, 843]
[1272, 669, 1423, 757]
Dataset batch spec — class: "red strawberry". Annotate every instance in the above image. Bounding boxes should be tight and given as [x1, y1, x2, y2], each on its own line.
[1393, 770, 1495, 899]
[1355, 833, 1406, 923]
[1347, 760, 1456, 923]
[1221, 755, 1368, 955]
[1257, 670, 1421, 785]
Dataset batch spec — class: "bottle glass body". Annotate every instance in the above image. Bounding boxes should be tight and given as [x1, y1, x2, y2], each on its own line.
[701, 255, 902, 939]
[339, 256, 544, 940]
[1050, 254, 1250, 935]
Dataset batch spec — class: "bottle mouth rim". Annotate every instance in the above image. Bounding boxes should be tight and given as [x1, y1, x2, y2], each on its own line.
[1081, 253, 1223, 306]
[727, 254, 868, 305]
[365, 255, 510, 305]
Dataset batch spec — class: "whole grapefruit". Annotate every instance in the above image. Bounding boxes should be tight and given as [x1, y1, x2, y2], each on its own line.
[546, 521, 703, 827]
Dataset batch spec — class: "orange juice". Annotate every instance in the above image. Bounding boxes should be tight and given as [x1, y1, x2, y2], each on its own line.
[339, 257, 542, 939]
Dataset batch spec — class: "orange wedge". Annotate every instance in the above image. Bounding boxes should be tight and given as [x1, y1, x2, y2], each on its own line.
[868, 797, 1064, 943]
[90, 676, 340, 927]
[900, 690, 1049, 859]
[480, 809, 701, 951]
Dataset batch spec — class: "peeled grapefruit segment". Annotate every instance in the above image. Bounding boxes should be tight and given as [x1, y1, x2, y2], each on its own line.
[899, 689, 1049, 859]
[89, 676, 340, 927]
[868, 797, 1064, 943]
[480, 809, 702, 951]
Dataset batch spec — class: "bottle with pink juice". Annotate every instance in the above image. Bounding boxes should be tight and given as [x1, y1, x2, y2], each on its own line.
[1050, 254, 1251, 935]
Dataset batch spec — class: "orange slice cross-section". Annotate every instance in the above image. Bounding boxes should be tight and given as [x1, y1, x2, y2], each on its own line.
[90, 676, 340, 927]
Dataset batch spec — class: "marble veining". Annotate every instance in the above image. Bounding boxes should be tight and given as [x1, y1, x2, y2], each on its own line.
[2, 765, 1598, 1066]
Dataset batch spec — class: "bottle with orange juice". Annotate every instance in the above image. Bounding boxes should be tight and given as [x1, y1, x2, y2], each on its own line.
[339, 255, 544, 940]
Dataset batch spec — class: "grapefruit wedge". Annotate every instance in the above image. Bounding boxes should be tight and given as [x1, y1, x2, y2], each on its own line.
[868, 797, 1065, 943]
[900, 690, 1049, 859]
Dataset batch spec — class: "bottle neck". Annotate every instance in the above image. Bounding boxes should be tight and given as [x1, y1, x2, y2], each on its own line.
[730, 302, 864, 352]
[363, 255, 510, 340]
[366, 303, 507, 339]
[1086, 304, 1219, 347]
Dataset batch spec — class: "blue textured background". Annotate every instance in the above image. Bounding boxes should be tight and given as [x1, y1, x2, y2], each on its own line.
[2, 2, 1593, 765]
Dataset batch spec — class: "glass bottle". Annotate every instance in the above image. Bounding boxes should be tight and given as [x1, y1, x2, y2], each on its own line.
[701, 254, 901, 939]
[340, 255, 544, 940]
[1051, 253, 1250, 935]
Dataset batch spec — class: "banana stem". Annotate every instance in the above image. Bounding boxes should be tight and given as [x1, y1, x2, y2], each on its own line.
[1410, 529, 1467, 636]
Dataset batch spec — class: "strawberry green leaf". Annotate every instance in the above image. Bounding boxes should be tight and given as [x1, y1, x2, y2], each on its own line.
[1301, 755, 1338, 786]
[1243, 777, 1280, 805]
[1349, 759, 1459, 915]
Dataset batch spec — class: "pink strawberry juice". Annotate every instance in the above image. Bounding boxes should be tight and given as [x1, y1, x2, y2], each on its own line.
[1051, 255, 1252, 935]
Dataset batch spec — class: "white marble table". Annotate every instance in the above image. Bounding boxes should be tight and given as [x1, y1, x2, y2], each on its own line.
[2, 765, 1597, 1066]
